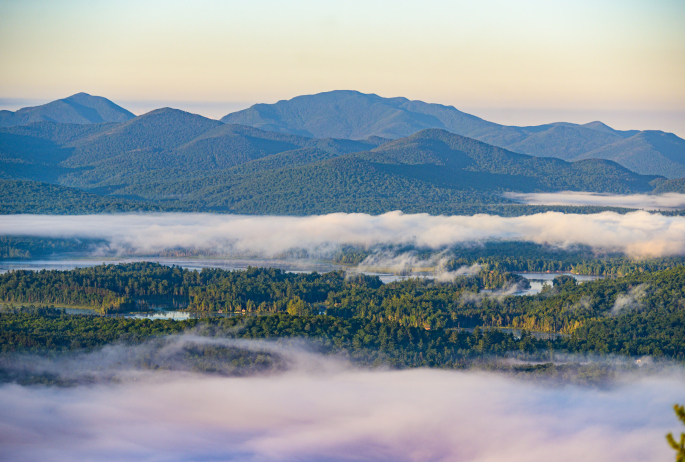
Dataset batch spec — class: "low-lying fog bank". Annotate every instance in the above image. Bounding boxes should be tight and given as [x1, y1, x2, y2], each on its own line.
[504, 191, 685, 210]
[2, 210, 685, 258]
[0, 339, 680, 462]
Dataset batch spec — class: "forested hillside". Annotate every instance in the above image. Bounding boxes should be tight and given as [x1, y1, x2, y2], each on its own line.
[0, 114, 663, 215]
[1, 97, 681, 216]
[575, 131, 685, 178]
[3, 91, 683, 181]
[0, 180, 173, 214]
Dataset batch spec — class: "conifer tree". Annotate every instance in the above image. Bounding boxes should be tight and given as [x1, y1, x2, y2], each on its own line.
[667, 404, 685, 462]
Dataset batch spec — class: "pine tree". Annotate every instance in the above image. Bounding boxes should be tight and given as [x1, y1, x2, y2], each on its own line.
[667, 404, 685, 462]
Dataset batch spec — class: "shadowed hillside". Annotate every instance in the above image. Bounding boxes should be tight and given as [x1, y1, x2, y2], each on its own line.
[98, 129, 658, 215]
[576, 131, 685, 178]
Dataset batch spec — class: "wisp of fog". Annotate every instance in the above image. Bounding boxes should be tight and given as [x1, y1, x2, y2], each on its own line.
[2, 210, 685, 258]
[0, 339, 681, 462]
[504, 191, 685, 210]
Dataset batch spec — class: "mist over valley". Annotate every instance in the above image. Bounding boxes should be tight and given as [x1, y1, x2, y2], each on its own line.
[2, 1, 685, 460]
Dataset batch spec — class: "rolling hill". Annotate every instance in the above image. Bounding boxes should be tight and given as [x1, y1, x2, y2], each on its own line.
[222, 90, 685, 178]
[0, 109, 386, 189]
[575, 131, 685, 178]
[0, 93, 135, 127]
[85, 129, 659, 215]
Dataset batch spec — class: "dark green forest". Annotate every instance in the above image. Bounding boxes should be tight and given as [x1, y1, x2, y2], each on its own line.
[0, 306, 630, 386]
[0, 179, 175, 214]
[1, 262, 683, 364]
[0, 178, 654, 216]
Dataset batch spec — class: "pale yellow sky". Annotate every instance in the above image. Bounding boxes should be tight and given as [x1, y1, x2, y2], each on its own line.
[0, 0, 683, 133]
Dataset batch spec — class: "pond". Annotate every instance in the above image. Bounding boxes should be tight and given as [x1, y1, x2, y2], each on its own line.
[513, 272, 605, 296]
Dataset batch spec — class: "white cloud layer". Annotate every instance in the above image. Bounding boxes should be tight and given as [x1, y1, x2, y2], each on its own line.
[2, 210, 685, 258]
[504, 191, 685, 210]
[0, 358, 681, 462]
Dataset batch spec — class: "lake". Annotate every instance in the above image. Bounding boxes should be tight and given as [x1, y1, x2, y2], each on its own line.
[0, 257, 410, 284]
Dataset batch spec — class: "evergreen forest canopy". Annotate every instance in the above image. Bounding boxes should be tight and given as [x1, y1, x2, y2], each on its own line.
[1, 262, 684, 366]
[1, 261, 684, 390]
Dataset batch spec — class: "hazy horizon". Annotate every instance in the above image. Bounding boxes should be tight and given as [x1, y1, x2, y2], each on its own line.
[1, 0, 682, 135]
[2, 94, 683, 138]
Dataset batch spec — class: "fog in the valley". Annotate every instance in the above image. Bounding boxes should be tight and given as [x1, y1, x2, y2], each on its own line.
[352, 250, 482, 281]
[505, 191, 685, 210]
[611, 284, 650, 315]
[2, 210, 685, 258]
[0, 336, 681, 462]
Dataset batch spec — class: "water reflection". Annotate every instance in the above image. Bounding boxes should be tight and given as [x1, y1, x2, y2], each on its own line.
[127, 311, 204, 321]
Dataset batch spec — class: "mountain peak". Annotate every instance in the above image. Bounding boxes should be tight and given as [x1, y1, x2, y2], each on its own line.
[65, 92, 93, 98]
[0, 93, 135, 127]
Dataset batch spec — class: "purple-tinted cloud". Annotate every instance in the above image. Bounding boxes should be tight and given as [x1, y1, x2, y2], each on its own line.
[0, 353, 680, 462]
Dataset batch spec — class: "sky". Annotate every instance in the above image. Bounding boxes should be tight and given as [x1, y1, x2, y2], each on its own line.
[0, 0, 684, 134]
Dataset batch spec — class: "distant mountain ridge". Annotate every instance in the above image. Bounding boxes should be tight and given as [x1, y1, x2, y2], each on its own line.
[0, 93, 135, 127]
[222, 90, 685, 178]
[1, 90, 684, 182]
[0, 108, 386, 189]
[0, 107, 663, 215]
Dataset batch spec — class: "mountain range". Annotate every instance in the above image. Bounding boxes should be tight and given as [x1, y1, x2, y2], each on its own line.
[0, 91, 683, 215]
[1, 91, 683, 178]
[0, 104, 665, 215]
[223, 91, 685, 179]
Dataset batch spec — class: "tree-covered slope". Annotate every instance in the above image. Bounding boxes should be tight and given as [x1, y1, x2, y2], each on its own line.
[358, 129, 657, 193]
[652, 177, 685, 194]
[503, 124, 621, 161]
[61, 108, 224, 167]
[0, 112, 667, 215]
[0, 179, 173, 214]
[169, 124, 382, 171]
[0, 112, 387, 191]
[575, 131, 685, 179]
[0, 93, 135, 127]
[103, 129, 659, 215]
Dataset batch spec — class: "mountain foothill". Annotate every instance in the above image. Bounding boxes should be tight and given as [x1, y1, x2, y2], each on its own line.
[1, 91, 683, 215]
